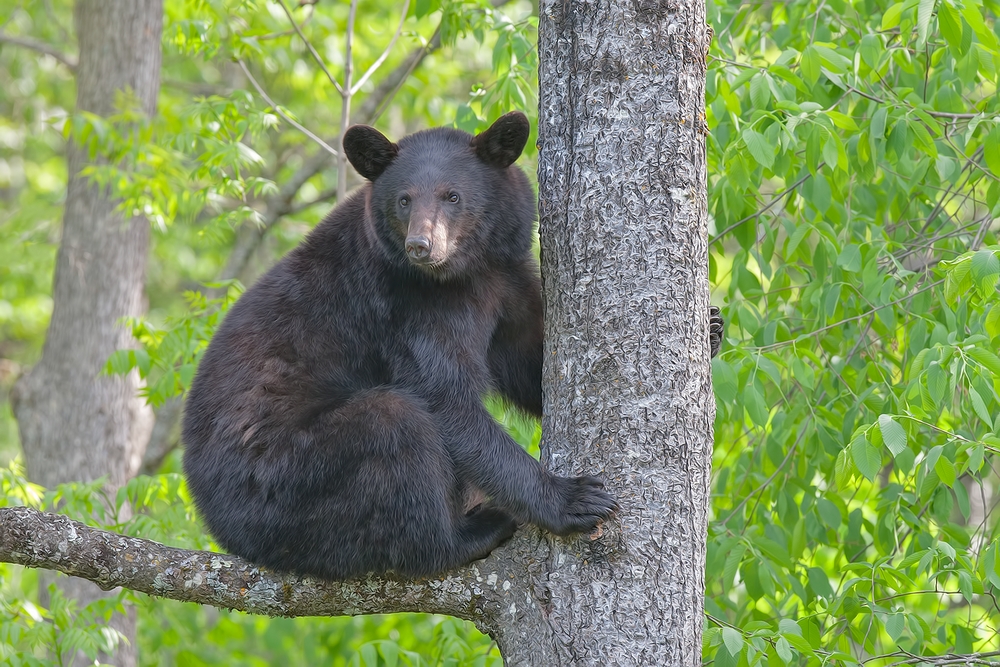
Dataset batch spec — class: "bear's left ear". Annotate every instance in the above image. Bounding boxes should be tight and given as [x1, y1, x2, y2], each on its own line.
[343, 125, 399, 181]
[471, 111, 530, 168]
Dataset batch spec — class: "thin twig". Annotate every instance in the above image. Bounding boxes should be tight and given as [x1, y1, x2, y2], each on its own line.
[709, 169, 816, 245]
[237, 58, 339, 157]
[275, 0, 345, 96]
[844, 85, 980, 120]
[351, 0, 411, 95]
[285, 188, 339, 217]
[750, 278, 944, 352]
[338, 0, 359, 202]
[0, 31, 77, 70]
[41, 0, 71, 45]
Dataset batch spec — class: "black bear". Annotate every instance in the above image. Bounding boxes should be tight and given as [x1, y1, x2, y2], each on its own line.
[182, 112, 620, 580]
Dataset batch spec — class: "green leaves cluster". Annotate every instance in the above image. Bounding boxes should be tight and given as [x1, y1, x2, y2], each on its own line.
[5, 0, 999, 662]
[1, 0, 535, 662]
[105, 282, 243, 407]
[705, 0, 1000, 662]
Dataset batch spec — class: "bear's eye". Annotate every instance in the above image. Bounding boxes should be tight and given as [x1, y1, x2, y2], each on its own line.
[399, 196, 409, 208]
[447, 193, 460, 204]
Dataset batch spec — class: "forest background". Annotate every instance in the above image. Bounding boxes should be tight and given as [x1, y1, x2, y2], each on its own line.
[0, 0, 999, 664]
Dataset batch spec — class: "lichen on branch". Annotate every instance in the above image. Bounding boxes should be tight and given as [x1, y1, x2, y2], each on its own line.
[0, 506, 523, 625]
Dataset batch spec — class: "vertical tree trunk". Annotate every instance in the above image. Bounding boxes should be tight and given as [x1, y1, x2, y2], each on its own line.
[497, 0, 714, 663]
[11, 2, 163, 665]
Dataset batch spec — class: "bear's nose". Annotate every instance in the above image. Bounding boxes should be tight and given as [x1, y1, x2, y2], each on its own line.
[405, 236, 431, 262]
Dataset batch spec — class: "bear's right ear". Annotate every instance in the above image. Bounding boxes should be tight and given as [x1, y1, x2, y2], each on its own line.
[343, 125, 399, 181]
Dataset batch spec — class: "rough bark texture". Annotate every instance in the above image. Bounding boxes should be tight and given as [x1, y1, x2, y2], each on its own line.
[531, 0, 714, 664]
[10, 2, 163, 666]
[0, 506, 552, 643]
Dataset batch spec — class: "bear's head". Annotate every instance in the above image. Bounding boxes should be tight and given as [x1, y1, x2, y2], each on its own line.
[343, 112, 535, 279]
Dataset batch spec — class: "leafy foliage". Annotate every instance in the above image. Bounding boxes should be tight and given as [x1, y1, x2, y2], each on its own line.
[1, 0, 999, 663]
[1, 0, 533, 663]
[703, 0, 1000, 662]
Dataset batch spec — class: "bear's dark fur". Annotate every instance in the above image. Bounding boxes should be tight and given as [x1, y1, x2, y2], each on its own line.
[181, 112, 620, 580]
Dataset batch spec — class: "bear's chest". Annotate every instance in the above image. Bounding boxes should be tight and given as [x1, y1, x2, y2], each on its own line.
[384, 281, 502, 398]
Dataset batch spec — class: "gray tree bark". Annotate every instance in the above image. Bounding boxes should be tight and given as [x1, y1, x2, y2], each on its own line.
[527, 0, 715, 662]
[10, 2, 163, 666]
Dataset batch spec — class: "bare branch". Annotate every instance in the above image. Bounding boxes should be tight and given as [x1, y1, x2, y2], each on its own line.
[709, 169, 817, 245]
[275, 0, 345, 96]
[216, 23, 449, 284]
[351, 0, 412, 96]
[285, 187, 339, 217]
[337, 0, 360, 201]
[238, 59, 340, 157]
[0, 31, 77, 70]
[0, 506, 529, 629]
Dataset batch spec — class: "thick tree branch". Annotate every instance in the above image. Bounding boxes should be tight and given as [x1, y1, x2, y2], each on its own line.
[0, 31, 77, 70]
[0, 506, 539, 630]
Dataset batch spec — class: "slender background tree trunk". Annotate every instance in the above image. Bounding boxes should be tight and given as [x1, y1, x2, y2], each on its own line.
[506, 0, 715, 663]
[11, 2, 163, 665]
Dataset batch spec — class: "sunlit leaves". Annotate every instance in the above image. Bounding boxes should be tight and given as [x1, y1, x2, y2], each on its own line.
[705, 0, 1000, 658]
[104, 282, 244, 406]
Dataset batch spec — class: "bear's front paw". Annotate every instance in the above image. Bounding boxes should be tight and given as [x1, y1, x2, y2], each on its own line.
[547, 475, 618, 536]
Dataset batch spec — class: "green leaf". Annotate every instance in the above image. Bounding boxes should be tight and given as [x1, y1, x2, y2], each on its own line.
[879, 415, 908, 457]
[800, 46, 821, 85]
[935, 454, 956, 487]
[778, 619, 802, 636]
[744, 383, 770, 426]
[909, 120, 938, 158]
[750, 74, 771, 109]
[985, 127, 1000, 177]
[969, 386, 992, 424]
[968, 346, 1000, 377]
[860, 34, 882, 68]
[722, 543, 746, 589]
[942, 253, 974, 302]
[969, 249, 1000, 299]
[783, 633, 815, 656]
[379, 641, 399, 667]
[986, 306, 1000, 339]
[715, 641, 738, 667]
[827, 111, 859, 132]
[807, 567, 835, 598]
[359, 642, 378, 666]
[712, 358, 739, 404]
[885, 613, 905, 641]
[837, 244, 862, 272]
[969, 444, 985, 472]
[938, 3, 965, 54]
[882, 1, 909, 29]
[744, 129, 776, 169]
[835, 448, 855, 487]
[962, 3, 999, 48]
[722, 627, 744, 657]
[851, 435, 882, 481]
[871, 107, 888, 143]
[785, 222, 813, 257]
[775, 637, 792, 663]
[917, 0, 936, 45]
[816, 498, 842, 529]
[958, 569, 974, 602]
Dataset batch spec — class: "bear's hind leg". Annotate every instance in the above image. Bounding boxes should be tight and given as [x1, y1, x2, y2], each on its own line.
[302, 389, 515, 578]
